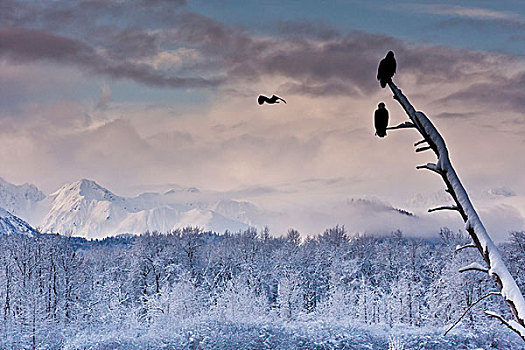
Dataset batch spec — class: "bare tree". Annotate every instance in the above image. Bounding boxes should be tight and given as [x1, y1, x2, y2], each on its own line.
[379, 75, 525, 340]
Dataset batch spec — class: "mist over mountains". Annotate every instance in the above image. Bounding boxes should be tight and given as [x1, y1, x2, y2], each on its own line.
[0, 177, 434, 238]
[0, 177, 520, 240]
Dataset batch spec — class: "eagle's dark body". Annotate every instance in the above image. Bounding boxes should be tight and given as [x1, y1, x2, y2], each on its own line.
[258, 94, 286, 105]
[377, 51, 396, 88]
[374, 103, 389, 138]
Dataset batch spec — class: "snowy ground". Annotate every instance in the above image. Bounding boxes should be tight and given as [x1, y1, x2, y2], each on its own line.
[65, 318, 522, 350]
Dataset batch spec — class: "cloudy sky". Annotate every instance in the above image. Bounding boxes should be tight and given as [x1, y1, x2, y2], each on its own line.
[0, 0, 524, 239]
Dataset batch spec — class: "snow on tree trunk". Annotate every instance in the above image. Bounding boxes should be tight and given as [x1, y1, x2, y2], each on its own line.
[386, 81, 525, 341]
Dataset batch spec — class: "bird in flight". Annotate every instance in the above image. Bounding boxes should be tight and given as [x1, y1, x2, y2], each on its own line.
[377, 51, 396, 88]
[258, 94, 287, 105]
[374, 102, 389, 138]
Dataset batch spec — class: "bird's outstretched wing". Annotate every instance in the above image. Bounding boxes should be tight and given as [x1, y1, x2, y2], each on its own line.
[273, 95, 287, 104]
[258, 94, 287, 105]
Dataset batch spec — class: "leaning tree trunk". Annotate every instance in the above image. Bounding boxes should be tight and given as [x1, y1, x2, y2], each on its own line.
[384, 81, 525, 341]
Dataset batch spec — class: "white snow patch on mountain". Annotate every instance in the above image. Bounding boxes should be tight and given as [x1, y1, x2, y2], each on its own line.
[35, 179, 254, 238]
[0, 177, 45, 222]
[0, 207, 36, 236]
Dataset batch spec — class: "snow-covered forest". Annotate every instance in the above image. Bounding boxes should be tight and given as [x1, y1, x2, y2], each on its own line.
[1, 227, 523, 349]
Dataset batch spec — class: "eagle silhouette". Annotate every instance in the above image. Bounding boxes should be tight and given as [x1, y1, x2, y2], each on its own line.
[374, 102, 389, 138]
[258, 95, 287, 105]
[377, 51, 396, 88]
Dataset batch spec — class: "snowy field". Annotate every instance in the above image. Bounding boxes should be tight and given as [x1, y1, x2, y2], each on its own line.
[63, 318, 523, 349]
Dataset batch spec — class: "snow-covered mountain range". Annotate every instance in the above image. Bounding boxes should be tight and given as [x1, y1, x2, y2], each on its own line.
[0, 177, 518, 240]
[0, 178, 259, 238]
[0, 177, 428, 238]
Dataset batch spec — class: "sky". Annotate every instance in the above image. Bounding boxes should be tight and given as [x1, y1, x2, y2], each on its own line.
[0, 0, 524, 239]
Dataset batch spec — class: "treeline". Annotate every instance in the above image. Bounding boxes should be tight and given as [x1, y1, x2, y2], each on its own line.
[0, 227, 523, 349]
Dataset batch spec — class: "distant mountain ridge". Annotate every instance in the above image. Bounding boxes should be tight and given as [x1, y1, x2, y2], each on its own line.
[0, 177, 46, 222]
[0, 207, 36, 236]
[0, 178, 439, 238]
[0, 178, 257, 238]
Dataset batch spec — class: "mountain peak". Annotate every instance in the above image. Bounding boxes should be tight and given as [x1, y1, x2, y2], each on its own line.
[0, 177, 46, 199]
[164, 186, 200, 195]
[52, 178, 120, 202]
[77, 178, 105, 192]
[0, 178, 46, 222]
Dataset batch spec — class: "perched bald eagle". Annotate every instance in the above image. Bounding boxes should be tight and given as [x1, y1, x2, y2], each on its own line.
[377, 51, 396, 88]
[258, 94, 286, 105]
[374, 102, 389, 137]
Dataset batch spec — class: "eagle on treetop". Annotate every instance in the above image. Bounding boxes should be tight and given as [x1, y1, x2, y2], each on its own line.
[377, 51, 396, 88]
[374, 102, 389, 138]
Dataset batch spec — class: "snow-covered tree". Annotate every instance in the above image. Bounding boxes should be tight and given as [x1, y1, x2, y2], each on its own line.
[380, 75, 525, 340]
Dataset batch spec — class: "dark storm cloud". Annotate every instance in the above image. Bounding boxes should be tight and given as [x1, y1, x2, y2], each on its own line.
[245, 32, 391, 95]
[179, 28, 406, 95]
[1, 0, 187, 60]
[1, 0, 524, 112]
[0, 28, 222, 88]
[0, 28, 93, 64]
[0, 2, 397, 95]
[228, 31, 521, 99]
[163, 16, 516, 99]
[164, 12, 274, 70]
[437, 72, 525, 114]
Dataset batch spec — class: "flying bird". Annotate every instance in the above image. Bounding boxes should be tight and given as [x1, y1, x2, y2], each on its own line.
[377, 51, 396, 88]
[258, 94, 287, 105]
[374, 102, 389, 138]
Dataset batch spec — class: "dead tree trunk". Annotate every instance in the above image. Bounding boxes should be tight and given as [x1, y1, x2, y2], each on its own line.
[384, 80, 525, 341]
